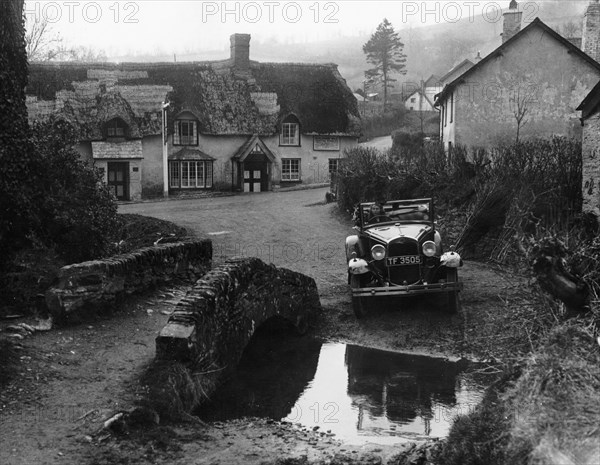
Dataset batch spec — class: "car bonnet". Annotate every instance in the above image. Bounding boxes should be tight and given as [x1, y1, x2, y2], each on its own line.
[364, 223, 432, 243]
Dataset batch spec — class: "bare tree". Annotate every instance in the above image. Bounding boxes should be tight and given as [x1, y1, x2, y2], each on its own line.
[25, 16, 64, 61]
[65, 46, 108, 62]
[25, 16, 107, 62]
[557, 20, 581, 39]
[508, 82, 536, 143]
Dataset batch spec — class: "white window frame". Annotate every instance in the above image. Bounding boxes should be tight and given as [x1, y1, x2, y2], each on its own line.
[281, 158, 301, 181]
[280, 122, 300, 146]
[169, 161, 213, 188]
[173, 120, 198, 146]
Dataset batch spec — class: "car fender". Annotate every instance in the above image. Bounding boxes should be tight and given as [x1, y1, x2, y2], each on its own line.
[434, 230, 442, 253]
[345, 235, 360, 261]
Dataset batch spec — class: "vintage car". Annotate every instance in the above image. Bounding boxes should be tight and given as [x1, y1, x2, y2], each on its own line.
[346, 198, 463, 317]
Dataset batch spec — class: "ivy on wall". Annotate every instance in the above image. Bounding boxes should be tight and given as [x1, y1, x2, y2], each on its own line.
[0, 0, 39, 259]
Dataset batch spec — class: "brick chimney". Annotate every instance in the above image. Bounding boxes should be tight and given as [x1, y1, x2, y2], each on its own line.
[583, 0, 600, 62]
[230, 33, 251, 71]
[502, 0, 522, 43]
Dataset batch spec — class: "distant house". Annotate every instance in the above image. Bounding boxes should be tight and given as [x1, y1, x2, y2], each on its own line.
[26, 34, 360, 201]
[402, 74, 442, 112]
[423, 74, 443, 103]
[404, 90, 435, 112]
[434, 0, 600, 152]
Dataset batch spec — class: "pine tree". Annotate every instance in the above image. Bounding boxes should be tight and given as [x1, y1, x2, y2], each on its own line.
[362, 19, 407, 111]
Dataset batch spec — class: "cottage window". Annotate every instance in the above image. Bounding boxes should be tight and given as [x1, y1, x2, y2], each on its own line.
[174, 120, 198, 146]
[169, 160, 213, 188]
[450, 92, 454, 123]
[282, 158, 300, 181]
[410, 97, 416, 103]
[328, 158, 341, 173]
[280, 115, 300, 146]
[106, 118, 127, 138]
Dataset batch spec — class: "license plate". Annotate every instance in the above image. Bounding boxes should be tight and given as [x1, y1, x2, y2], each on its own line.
[387, 255, 422, 266]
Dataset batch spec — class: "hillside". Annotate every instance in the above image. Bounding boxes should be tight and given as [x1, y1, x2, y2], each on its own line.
[111, 1, 587, 94]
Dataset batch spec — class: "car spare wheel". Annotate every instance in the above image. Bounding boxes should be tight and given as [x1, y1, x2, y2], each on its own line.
[350, 274, 368, 318]
[445, 268, 460, 314]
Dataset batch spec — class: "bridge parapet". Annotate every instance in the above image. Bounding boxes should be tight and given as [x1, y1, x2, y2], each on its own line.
[156, 257, 322, 367]
[45, 240, 212, 323]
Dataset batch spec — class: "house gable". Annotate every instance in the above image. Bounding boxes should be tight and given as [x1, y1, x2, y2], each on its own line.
[435, 17, 600, 148]
[233, 135, 276, 163]
[436, 18, 600, 105]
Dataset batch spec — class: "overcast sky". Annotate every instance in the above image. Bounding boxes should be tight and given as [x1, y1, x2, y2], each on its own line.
[24, 1, 583, 58]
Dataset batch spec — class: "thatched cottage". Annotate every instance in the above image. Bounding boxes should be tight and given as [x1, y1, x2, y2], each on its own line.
[26, 34, 361, 200]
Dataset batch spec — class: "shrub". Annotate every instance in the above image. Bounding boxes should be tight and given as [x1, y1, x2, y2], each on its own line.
[458, 137, 582, 261]
[30, 117, 119, 263]
[337, 143, 478, 213]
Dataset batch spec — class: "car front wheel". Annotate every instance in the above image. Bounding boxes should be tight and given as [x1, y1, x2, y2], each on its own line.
[350, 274, 368, 318]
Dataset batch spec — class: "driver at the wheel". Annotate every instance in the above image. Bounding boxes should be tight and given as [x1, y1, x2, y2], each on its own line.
[367, 203, 389, 223]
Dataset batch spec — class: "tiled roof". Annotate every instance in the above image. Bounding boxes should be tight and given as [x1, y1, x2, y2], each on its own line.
[169, 147, 215, 160]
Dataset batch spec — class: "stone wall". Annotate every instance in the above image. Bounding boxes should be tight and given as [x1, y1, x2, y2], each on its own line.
[156, 257, 322, 366]
[45, 240, 212, 323]
[582, 112, 600, 218]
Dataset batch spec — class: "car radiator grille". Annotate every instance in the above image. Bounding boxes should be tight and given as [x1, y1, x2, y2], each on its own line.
[388, 240, 421, 285]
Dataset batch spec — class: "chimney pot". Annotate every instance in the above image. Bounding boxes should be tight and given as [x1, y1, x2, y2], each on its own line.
[502, 1, 522, 43]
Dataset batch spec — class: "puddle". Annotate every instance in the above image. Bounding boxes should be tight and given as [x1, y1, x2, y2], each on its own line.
[198, 332, 486, 445]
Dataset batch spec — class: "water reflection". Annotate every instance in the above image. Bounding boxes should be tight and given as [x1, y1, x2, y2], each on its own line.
[198, 330, 322, 421]
[198, 335, 484, 445]
[344, 345, 473, 440]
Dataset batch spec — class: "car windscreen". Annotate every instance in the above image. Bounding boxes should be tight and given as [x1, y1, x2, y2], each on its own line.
[361, 202, 431, 224]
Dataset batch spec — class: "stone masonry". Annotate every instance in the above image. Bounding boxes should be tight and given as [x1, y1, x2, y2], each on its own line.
[582, 113, 600, 218]
[45, 240, 212, 323]
[155, 257, 322, 367]
[583, 0, 600, 63]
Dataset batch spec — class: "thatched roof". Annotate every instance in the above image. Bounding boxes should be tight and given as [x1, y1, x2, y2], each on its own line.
[26, 58, 360, 141]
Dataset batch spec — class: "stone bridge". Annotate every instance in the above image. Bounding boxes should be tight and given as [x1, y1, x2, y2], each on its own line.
[155, 257, 322, 368]
[45, 242, 321, 416]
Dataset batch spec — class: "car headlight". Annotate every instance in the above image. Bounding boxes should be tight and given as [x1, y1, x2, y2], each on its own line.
[371, 244, 386, 260]
[422, 241, 437, 257]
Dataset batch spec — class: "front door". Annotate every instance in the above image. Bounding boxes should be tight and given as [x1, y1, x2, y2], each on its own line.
[107, 162, 129, 200]
[244, 161, 269, 192]
[243, 164, 266, 192]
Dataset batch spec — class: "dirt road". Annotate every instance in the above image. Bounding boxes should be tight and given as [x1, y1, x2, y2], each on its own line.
[119, 187, 511, 357]
[1, 187, 520, 465]
[359, 135, 393, 151]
